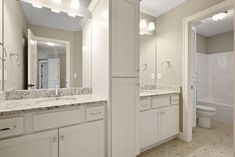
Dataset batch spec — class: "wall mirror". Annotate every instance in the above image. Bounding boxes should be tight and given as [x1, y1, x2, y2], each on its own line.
[139, 12, 157, 89]
[1, 0, 92, 91]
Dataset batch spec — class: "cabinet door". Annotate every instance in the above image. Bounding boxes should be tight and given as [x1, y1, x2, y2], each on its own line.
[139, 109, 160, 149]
[0, 130, 58, 157]
[59, 121, 104, 157]
[112, 78, 139, 157]
[112, 0, 139, 77]
[161, 105, 179, 140]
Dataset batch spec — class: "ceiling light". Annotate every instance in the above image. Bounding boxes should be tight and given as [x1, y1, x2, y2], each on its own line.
[51, 8, 60, 13]
[32, 3, 43, 8]
[140, 19, 147, 29]
[68, 12, 76, 17]
[47, 42, 55, 46]
[52, 0, 61, 4]
[148, 22, 155, 31]
[71, 0, 80, 9]
[212, 12, 227, 21]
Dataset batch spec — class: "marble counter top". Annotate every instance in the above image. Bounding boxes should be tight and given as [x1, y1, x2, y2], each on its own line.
[140, 90, 180, 98]
[0, 94, 107, 116]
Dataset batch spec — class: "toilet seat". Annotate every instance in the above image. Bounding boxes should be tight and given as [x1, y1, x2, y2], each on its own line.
[197, 105, 216, 112]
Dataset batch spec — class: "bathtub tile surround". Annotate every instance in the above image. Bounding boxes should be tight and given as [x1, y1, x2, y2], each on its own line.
[5, 88, 92, 100]
[138, 120, 233, 157]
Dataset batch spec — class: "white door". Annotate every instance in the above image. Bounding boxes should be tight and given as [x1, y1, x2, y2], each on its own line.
[161, 105, 179, 140]
[28, 29, 38, 89]
[0, 130, 58, 157]
[191, 28, 197, 128]
[48, 58, 60, 89]
[112, 78, 139, 157]
[139, 109, 160, 149]
[59, 121, 104, 157]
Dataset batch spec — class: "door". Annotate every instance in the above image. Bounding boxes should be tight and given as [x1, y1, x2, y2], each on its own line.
[28, 29, 38, 89]
[0, 130, 58, 157]
[161, 105, 179, 140]
[48, 58, 60, 89]
[139, 109, 160, 149]
[59, 121, 104, 157]
[191, 27, 197, 128]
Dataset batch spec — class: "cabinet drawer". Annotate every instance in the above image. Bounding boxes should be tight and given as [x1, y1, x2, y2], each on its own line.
[0, 117, 24, 139]
[139, 98, 151, 111]
[152, 96, 170, 108]
[171, 95, 179, 105]
[33, 109, 81, 131]
[86, 106, 104, 121]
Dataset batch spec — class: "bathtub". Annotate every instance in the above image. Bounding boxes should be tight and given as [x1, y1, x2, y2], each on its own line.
[197, 99, 233, 124]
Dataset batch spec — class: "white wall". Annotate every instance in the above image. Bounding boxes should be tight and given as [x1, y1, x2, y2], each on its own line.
[90, 0, 109, 98]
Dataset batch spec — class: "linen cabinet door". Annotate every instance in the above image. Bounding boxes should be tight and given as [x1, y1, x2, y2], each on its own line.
[161, 105, 179, 140]
[59, 121, 104, 157]
[112, 78, 139, 157]
[0, 130, 58, 157]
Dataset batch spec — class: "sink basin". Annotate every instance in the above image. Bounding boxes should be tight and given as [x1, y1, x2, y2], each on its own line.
[36, 97, 77, 104]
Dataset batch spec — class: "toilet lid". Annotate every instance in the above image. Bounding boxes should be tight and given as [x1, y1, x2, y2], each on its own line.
[197, 105, 216, 112]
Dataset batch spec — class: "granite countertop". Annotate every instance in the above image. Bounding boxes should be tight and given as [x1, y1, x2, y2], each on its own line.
[0, 94, 107, 116]
[140, 90, 180, 97]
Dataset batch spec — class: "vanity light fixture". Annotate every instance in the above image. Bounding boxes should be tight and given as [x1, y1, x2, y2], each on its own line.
[148, 22, 155, 31]
[52, 0, 62, 4]
[51, 8, 60, 13]
[32, 3, 43, 8]
[140, 19, 147, 29]
[212, 12, 227, 21]
[71, 0, 80, 9]
[47, 42, 55, 46]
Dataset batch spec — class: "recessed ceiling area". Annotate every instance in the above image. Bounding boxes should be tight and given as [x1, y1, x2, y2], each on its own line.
[140, 0, 186, 17]
[195, 9, 234, 37]
[20, 0, 92, 31]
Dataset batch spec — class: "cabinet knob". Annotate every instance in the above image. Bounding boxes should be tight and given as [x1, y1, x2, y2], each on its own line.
[60, 135, 65, 140]
[52, 137, 57, 142]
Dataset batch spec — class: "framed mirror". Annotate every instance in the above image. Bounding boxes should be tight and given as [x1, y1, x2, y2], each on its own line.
[2, 0, 92, 90]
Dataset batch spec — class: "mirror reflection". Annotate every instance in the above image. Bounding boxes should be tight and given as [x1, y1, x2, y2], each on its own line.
[2, 0, 92, 90]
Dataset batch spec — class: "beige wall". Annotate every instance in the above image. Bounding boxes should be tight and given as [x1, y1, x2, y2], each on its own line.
[4, 0, 28, 90]
[156, 0, 225, 85]
[208, 31, 234, 53]
[197, 31, 234, 54]
[29, 24, 82, 87]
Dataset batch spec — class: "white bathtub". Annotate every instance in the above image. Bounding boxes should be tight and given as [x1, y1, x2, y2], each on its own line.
[197, 99, 233, 124]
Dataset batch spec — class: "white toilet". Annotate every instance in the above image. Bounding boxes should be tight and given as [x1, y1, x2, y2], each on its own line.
[196, 105, 216, 128]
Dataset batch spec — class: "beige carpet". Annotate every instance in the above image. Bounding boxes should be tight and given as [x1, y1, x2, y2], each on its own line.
[138, 120, 233, 157]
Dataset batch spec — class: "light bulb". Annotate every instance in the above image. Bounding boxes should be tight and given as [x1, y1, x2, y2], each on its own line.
[140, 19, 147, 29]
[212, 12, 227, 21]
[148, 22, 155, 31]
[32, 3, 43, 8]
[51, 8, 60, 13]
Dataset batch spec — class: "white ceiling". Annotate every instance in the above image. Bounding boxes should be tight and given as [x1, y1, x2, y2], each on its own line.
[20, 0, 92, 31]
[195, 9, 234, 37]
[140, 0, 186, 17]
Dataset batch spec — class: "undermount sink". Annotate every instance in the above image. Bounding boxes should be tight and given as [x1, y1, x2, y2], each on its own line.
[36, 97, 77, 104]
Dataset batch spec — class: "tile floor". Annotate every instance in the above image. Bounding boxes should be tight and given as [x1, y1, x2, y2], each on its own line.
[138, 120, 233, 157]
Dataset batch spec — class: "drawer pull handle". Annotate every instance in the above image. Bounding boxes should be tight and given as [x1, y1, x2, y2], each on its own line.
[141, 104, 149, 107]
[90, 112, 102, 115]
[0, 125, 16, 131]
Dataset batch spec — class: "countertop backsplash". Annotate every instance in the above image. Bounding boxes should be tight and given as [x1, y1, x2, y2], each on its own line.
[5, 88, 92, 100]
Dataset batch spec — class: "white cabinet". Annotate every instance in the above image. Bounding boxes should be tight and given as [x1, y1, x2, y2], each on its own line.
[59, 121, 104, 157]
[139, 109, 160, 149]
[0, 130, 58, 157]
[139, 95, 179, 150]
[161, 105, 179, 140]
[112, 78, 139, 157]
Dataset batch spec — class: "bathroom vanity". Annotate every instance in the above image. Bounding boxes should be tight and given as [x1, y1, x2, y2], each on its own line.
[139, 90, 180, 151]
[0, 93, 107, 157]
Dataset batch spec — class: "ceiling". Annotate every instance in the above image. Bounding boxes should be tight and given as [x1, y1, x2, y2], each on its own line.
[140, 0, 186, 17]
[20, 0, 92, 31]
[195, 9, 234, 37]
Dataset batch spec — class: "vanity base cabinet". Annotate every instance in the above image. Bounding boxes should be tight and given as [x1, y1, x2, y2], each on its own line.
[0, 130, 58, 157]
[59, 121, 104, 157]
[139, 105, 179, 150]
